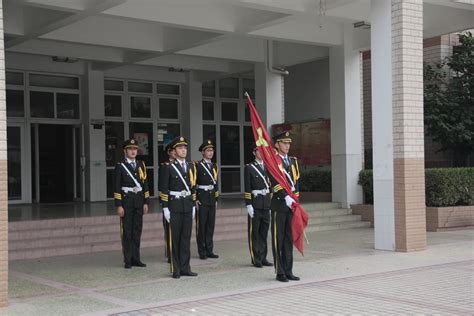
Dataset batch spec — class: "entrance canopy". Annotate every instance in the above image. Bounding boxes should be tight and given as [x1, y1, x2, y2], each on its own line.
[4, 0, 473, 78]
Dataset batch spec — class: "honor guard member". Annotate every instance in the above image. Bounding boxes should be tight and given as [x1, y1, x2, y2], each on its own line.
[114, 138, 150, 269]
[244, 147, 273, 268]
[195, 140, 220, 260]
[158, 142, 176, 263]
[269, 131, 301, 282]
[160, 136, 198, 279]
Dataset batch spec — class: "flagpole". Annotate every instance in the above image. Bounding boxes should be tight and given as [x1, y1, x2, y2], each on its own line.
[304, 231, 309, 245]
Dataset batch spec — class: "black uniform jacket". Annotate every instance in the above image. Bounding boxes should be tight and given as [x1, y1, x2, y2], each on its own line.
[244, 161, 272, 210]
[159, 160, 197, 212]
[269, 156, 300, 213]
[195, 159, 219, 206]
[114, 159, 150, 207]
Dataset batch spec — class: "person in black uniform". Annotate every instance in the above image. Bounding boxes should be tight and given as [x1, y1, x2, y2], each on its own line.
[269, 131, 301, 282]
[160, 136, 198, 279]
[244, 147, 273, 268]
[158, 142, 176, 263]
[114, 138, 150, 269]
[195, 140, 220, 260]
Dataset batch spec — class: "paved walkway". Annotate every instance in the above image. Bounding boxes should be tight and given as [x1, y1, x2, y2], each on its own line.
[2, 228, 473, 315]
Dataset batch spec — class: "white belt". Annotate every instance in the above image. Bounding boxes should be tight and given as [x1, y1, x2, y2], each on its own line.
[121, 187, 142, 193]
[169, 190, 191, 198]
[252, 189, 270, 196]
[197, 185, 215, 191]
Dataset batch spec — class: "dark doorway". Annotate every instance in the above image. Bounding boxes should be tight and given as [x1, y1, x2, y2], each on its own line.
[32, 124, 75, 203]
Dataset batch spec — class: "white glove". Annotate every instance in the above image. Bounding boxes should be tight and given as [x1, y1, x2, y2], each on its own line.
[284, 195, 295, 209]
[246, 205, 254, 218]
[192, 206, 196, 219]
[163, 207, 170, 223]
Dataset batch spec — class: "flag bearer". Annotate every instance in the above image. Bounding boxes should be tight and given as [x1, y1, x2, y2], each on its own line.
[114, 138, 150, 269]
[270, 131, 301, 282]
[195, 140, 220, 260]
[160, 136, 198, 279]
[244, 147, 273, 268]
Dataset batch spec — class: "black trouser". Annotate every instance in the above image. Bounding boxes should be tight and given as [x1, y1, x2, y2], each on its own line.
[271, 210, 293, 276]
[162, 213, 170, 262]
[248, 208, 270, 265]
[120, 195, 144, 265]
[196, 203, 216, 256]
[168, 211, 193, 275]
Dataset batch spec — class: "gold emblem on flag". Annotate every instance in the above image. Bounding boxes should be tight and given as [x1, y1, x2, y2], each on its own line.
[256, 128, 269, 147]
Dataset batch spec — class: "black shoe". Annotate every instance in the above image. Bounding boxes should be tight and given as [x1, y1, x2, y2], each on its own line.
[207, 253, 219, 259]
[286, 274, 300, 281]
[254, 262, 263, 268]
[262, 260, 273, 267]
[181, 271, 198, 277]
[124, 263, 132, 269]
[276, 274, 288, 282]
[199, 254, 207, 260]
[172, 272, 180, 279]
[132, 261, 147, 267]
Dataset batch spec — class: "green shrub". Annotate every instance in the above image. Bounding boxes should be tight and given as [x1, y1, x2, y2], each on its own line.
[300, 169, 332, 192]
[358, 168, 474, 207]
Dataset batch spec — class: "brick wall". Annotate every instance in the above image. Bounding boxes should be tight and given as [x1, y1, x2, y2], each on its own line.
[0, 0, 8, 307]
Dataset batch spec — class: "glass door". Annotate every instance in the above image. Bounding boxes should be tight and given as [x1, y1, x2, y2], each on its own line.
[7, 124, 28, 203]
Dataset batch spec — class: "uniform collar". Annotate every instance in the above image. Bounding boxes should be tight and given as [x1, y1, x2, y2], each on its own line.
[126, 157, 136, 164]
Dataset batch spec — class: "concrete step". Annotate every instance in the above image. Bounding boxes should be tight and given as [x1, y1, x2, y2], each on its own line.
[8, 202, 370, 260]
[306, 221, 371, 232]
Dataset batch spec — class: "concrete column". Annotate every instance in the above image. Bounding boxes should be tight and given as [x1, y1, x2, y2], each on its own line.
[182, 71, 203, 161]
[83, 63, 107, 201]
[371, 0, 426, 251]
[254, 62, 284, 131]
[329, 25, 364, 209]
[0, 0, 8, 306]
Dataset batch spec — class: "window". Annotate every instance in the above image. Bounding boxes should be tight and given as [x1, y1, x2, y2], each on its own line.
[105, 79, 124, 91]
[244, 126, 255, 164]
[130, 96, 151, 118]
[219, 78, 239, 98]
[6, 90, 24, 117]
[105, 95, 122, 117]
[105, 122, 124, 167]
[129, 122, 154, 166]
[30, 91, 54, 118]
[221, 168, 241, 193]
[56, 93, 79, 119]
[158, 123, 180, 163]
[202, 100, 214, 121]
[221, 102, 238, 121]
[6, 72, 24, 85]
[203, 125, 217, 163]
[243, 78, 255, 99]
[220, 125, 240, 165]
[29, 74, 79, 89]
[157, 83, 180, 95]
[202, 80, 216, 97]
[128, 81, 152, 93]
[159, 98, 179, 119]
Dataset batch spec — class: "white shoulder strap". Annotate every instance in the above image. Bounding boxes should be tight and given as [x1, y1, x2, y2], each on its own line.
[250, 164, 269, 189]
[121, 163, 142, 189]
[200, 161, 216, 185]
[171, 163, 191, 193]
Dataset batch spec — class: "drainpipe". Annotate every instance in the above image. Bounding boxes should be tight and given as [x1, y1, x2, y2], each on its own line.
[266, 40, 289, 75]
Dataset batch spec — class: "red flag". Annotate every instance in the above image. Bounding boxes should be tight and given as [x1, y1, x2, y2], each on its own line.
[244, 92, 309, 255]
